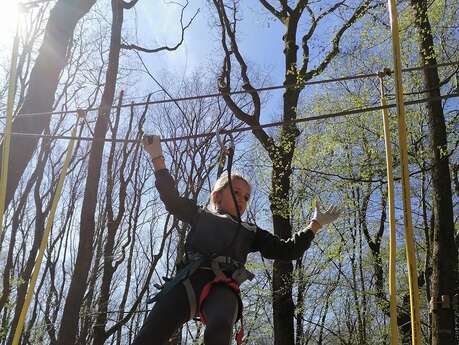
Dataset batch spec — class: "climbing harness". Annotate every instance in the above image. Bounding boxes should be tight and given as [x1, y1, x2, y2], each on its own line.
[148, 129, 253, 344]
[198, 259, 245, 345]
[148, 258, 204, 308]
[148, 255, 254, 319]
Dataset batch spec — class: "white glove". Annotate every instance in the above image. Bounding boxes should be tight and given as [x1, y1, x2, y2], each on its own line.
[143, 135, 163, 159]
[311, 201, 341, 227]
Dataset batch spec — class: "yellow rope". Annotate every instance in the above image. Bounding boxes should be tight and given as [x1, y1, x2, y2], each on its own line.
[379, 74, 399, 344]
[0, 21, 20, 242]
[386, 1, 422, 344]
[11, 116, 79, 345]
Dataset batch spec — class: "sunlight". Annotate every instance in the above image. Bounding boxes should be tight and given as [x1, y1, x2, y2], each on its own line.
[0, 1, 21, 44]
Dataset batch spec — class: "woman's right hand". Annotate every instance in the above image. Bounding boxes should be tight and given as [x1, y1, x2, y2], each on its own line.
[143, 135, 163, 159]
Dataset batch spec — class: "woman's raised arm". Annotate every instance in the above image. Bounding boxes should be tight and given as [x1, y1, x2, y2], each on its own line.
[143, 135, 198, 223]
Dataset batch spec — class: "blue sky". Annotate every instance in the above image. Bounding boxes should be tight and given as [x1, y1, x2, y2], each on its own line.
[132, 1, 286, 83]
[0, 0, 289, 125]
[124, 0, 291, 127]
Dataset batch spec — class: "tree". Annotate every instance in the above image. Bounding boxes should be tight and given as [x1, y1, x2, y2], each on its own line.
[0, 0, 97, 211]
[211, 1, 372, 344]
[409, 0, 458, 343]
[56, 0, 198, 342]
[56, 1, 127, 343]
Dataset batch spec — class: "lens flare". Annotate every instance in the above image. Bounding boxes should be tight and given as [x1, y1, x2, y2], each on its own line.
[0, 1, 20, 44]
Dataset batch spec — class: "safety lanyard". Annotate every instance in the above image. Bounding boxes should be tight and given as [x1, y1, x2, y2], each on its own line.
[216, 129, 240, 222]
[216, 129, 242, 255]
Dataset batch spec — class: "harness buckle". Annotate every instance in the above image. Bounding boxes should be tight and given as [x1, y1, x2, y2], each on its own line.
[232, 268, 255, 285]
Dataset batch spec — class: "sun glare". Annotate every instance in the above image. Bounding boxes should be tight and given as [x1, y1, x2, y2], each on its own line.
[0, 1, 20, 44]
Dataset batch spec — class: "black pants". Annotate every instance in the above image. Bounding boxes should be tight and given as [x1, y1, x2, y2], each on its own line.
[131, 270, 239, 345]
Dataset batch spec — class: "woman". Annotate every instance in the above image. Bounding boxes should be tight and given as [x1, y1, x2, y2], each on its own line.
[133, 135, 340, 345]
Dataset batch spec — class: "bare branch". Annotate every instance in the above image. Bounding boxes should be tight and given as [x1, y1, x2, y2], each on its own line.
[301, 1, 345, 71]
[121, 0, 140, 9]
[304, 1, 346, 44]
[300, 0, 371, 80]
[259, 0, 288, 23]
[213, 0, 274, 152]
[121, 2, 199, 53]
[292, 0, 307, 19]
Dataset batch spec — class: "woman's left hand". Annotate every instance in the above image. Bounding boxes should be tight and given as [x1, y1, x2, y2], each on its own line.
[311, 201, 341, 227]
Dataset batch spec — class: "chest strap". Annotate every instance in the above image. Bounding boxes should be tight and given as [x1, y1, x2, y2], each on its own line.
[209, 257, 255, 285]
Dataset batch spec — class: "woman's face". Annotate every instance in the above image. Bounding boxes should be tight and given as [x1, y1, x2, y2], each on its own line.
[214, 178, 251, 218]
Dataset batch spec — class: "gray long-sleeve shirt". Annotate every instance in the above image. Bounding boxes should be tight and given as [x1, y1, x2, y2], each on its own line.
[155, 169, 315, 262]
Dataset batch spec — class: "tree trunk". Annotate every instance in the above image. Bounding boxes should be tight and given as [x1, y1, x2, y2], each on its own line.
[210, 1, 371, 343]
[0, 0, 96, 211]
[271, 134, 297, 345]
[5, 138, 58, 345]
[410, 0, 457, 343]
[56, 0, 123, 343]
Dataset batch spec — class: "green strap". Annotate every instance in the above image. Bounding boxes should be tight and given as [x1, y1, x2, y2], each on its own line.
[149, 259, 204, 303]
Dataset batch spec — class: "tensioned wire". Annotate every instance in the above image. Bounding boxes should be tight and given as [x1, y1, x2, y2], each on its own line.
[1, 60, 457, 120]
[0, 91, 457, 143]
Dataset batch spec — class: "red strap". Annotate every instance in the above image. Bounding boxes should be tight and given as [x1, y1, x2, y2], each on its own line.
[235, 312, 244, 345]
[199, 274, 244, 345]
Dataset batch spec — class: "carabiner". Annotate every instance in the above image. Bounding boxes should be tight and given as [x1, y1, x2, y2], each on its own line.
[216, 128, 235, 153]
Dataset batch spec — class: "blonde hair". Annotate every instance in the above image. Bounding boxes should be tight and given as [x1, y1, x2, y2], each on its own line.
[210, 172, 251, 211]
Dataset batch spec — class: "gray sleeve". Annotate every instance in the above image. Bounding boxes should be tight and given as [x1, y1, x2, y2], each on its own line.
[250, 226, 315, 260]
[154, 169, 199, 223]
